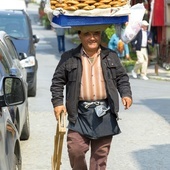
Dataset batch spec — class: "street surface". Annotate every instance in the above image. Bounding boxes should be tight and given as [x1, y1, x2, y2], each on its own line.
[20, 3, 170, 170]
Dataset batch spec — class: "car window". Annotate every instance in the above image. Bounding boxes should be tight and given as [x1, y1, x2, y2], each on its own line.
[0, 41, 13, 67]
[0, 62, 5, 78]
[4, 37, 19, 60]
[0, 12, 29, 38]
[0, 43, 10, 75]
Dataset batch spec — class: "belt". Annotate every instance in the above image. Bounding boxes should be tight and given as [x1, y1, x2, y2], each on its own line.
[141, 46, 147, 48]
[79, 100, 107, 109]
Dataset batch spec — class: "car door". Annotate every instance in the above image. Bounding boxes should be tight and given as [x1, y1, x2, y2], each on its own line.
[0, 44, 22, 170]
[0, 36, 30, 140]
[3, 35, 27, 82]
[0, 40, 19, 76]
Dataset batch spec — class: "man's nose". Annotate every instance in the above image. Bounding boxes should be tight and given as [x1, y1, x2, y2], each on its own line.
[89, 33, 95, 38]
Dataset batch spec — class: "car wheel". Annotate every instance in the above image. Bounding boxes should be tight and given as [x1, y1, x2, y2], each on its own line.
[20, 107, 30, 140]
[13, 155, 18, 170]
[28, 79, 37, 97]
[13, 154, 21, 170]
[165, 64, 170, 70]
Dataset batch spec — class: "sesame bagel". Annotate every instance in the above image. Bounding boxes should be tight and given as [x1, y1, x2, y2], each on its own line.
[50, 0, 128, 11]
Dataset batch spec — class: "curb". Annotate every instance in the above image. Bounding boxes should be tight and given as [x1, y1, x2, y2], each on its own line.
[128, 73, 170, 81]
[148, 75, 170, 81]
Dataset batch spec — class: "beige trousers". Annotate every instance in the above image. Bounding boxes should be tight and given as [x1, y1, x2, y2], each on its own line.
[133, 48, 148, 76]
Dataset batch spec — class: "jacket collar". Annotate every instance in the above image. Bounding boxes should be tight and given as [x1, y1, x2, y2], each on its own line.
[100, 45, 110, 59]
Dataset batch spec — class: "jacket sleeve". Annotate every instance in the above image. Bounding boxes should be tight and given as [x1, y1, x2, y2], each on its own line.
[50, 53, 68, 108]
[131, 30, 142, 50]
[114, 55, 132, 99]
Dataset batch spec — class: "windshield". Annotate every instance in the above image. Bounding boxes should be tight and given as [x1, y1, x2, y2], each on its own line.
[0, 13, 29, 39]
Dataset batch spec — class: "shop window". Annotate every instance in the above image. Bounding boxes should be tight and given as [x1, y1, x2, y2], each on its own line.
[166, 0, 170, 25]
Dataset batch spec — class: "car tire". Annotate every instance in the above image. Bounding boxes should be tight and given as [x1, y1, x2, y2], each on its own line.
[165, 64, 170, 70]
[28, 79, 37, 97]
[13, 154, 18, 170]
[13, 154, 21, 170]
[20, 107, 30, 140]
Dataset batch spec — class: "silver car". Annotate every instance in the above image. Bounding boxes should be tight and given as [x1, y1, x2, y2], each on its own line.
[0, 31, 30, 140]
[0, 76, 25, 170]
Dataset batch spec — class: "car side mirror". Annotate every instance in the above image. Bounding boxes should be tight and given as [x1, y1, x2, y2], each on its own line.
[3, 77, 25, 106]
[33, 35, 40, 44]
[19, 52, 27, 60]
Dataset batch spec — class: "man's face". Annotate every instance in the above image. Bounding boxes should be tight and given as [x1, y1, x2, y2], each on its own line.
[142, 25, 148, 31]
[78, 31, 101, 51]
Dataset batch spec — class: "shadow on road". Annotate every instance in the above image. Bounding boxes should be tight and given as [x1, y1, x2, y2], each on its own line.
[133, 144, 170, 170]
[142, 98, 170, 124]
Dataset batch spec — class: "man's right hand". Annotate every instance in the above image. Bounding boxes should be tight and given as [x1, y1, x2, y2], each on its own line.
[54, 105, 66, 121]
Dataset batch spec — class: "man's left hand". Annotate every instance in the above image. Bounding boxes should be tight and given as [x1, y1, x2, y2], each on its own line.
[122, 97, 132, 110]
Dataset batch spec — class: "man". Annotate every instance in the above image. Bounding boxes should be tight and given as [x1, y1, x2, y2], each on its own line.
[50, 25, 132, 170]
[25, 0, 30, 7]
[131, 20, 152, 80]
[55, 27, 65, 53]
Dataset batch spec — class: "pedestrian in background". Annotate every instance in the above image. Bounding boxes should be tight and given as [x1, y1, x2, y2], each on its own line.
[38, 0, 46, 25]
[108, 24, 131, 60]
[50, 25, 132, 170]
[25, 0, 30, 7]
[131, 20, 153, 80]
[55, 27, 65, 53]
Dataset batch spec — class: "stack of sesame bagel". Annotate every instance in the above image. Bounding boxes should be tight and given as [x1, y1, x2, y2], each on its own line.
[50, 0, 128, 11]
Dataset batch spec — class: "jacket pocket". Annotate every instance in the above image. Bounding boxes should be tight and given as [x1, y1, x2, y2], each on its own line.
[66, 63, 78, 81]
[106, 62, 116, 80]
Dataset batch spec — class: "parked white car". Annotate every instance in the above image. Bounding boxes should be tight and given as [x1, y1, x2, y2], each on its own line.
[0, 0, 27, 11]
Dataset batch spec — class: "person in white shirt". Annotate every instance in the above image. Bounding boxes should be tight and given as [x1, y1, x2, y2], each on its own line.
[131, 20, 152, 80]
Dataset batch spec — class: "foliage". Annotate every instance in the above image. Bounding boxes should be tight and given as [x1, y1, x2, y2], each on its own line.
[103, 25, 115, 44]
[121, 59, 136, 72]
[121, 59, 136, 67]
[42, 14, 51, 29]
[105, 25, 115, 39]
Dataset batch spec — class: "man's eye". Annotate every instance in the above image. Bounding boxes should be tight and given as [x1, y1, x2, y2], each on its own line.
[84, 32, 90, 36]
[94, 32, 100, 36]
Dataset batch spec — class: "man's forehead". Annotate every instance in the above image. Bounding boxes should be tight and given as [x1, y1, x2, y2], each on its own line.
[81, 31, 101, 34]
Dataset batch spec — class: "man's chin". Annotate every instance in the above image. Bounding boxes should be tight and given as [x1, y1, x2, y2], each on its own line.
[88, 44, 99, 49]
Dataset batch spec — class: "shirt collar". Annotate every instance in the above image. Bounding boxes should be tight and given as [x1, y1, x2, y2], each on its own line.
[81, 47, 101, 58]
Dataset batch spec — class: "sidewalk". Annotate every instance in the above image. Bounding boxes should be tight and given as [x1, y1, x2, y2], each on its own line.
[147, 64, 170, 81]
[128, 64, 170, 81]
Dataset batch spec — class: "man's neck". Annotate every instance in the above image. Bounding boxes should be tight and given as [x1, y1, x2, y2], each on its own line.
[83, 48, 100, 58]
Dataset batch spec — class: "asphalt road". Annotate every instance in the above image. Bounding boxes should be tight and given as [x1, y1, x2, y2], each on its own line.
[20, 3, 170, 170]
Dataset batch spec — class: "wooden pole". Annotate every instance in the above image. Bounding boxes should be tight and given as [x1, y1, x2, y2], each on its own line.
[52, 112, 66, 170]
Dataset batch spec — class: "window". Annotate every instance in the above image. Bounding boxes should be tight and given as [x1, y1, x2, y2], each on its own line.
[0, 41, 13, 67]
[0, 13, 29, 38]
[4, 37, 19, 60]
[0, 42, 11, 75]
